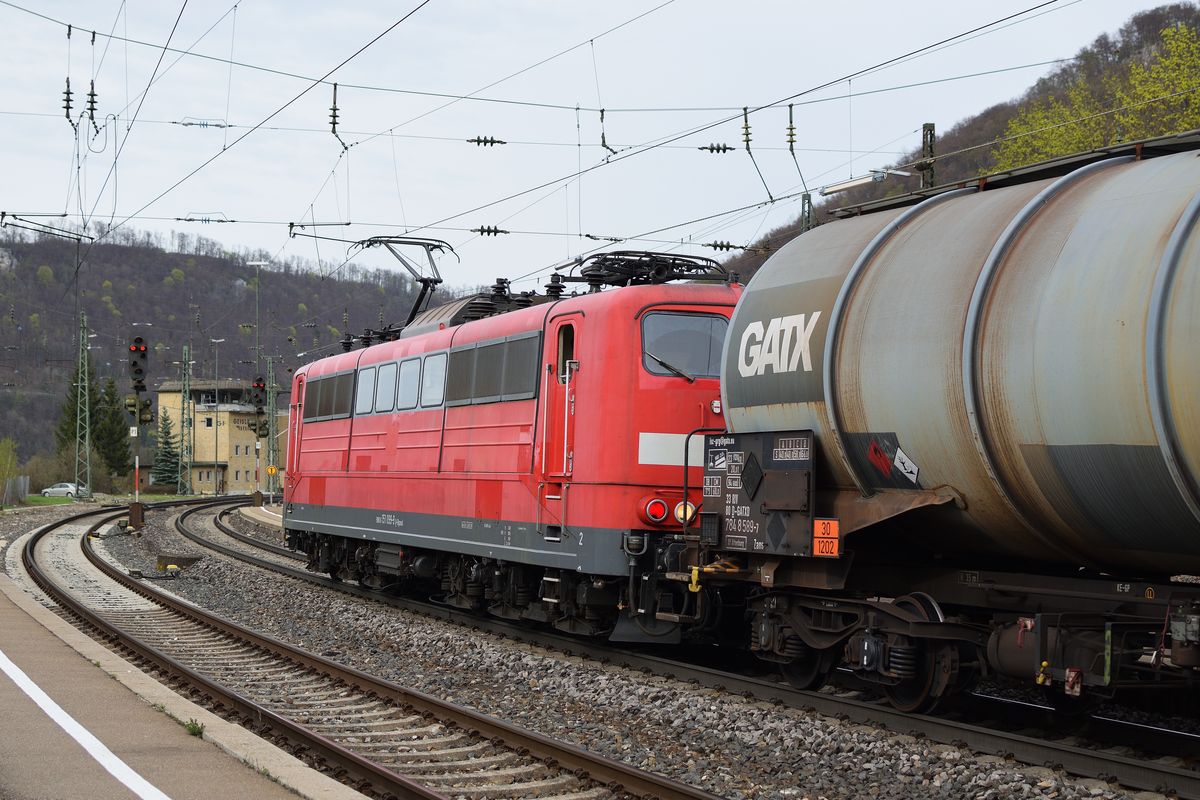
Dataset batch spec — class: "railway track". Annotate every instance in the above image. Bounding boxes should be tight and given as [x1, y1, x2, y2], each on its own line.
[22, 500, 723, 800]
[173, 500, 1200, 799]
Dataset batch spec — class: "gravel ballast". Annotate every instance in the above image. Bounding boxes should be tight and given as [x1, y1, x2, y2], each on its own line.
[6, 505, 1173, 800]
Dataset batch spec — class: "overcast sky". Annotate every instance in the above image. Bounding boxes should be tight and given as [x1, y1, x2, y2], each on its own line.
[0, 0, 1181, 290]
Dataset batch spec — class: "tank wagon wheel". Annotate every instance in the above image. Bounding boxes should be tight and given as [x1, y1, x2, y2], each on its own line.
[884, 592, 958, 714]
[781, 646, 839, 691]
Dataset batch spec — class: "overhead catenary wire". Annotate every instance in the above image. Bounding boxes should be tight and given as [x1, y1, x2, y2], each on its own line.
[64, 0, 436, 294]
[57, 2, 243, 223]
[391, 1, 1065, 243]
[0, 0, 1078, 116]
[9, 0, 1142, 303]
[222, 2, 237, 150]
[65, 0, 190, 296]
[0, 56, 1075, 152]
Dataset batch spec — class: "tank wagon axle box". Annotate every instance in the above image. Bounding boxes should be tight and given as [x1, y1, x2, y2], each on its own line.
[700, 430, 831, 557]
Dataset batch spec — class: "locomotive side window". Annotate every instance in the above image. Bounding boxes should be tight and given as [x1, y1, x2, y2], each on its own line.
[473, 341, 505, 401]
[332, 373, 355, 417]
[302, 379, 321, 421]
[642, 312, 727, 379]
[501, 333, 540, 398]
[443, 333, 541, 407]
[317, 376, 337, 418]
[355, 367, 376, 415]
[421, 353, 447, 407]
[397, 359, 420, 409]
[557, 325, 575, 383]
[446, 347, 477, 405]
[375, 362, 398, 412]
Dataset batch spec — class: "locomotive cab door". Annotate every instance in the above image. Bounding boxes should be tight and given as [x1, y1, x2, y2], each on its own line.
[286, 375, 306, 494]
[539, 316, 579, 540]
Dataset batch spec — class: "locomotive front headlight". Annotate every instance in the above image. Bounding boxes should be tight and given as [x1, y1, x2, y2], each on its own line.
[673, 500, 697, 525]
[645, 498, 670, 523]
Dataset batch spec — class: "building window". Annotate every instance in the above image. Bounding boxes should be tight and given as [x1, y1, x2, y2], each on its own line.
[235, 470, 241, 481]
[205, 417, 213, 428]
[234, 444, 240, 456]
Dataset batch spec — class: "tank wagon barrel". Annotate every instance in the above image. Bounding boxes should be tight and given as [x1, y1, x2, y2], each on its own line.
[723, 143, 1200, 577]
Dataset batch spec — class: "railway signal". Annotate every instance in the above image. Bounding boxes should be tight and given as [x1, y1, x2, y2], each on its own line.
[123, 393, 138, 415]
[137, 397, 154, 425]
[251, 376, 267, 410]
[128, 335, 148, 392]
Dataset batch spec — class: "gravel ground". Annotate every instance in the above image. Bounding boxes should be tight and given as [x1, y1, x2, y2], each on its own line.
[8, 505, 1172, 800]
[0, 503, 91, 564]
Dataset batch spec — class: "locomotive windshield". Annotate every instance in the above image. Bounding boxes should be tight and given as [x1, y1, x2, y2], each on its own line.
[641, 312, 726, 379]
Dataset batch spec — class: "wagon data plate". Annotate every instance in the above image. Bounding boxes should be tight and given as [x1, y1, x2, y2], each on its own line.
[702, 430, 817, 556]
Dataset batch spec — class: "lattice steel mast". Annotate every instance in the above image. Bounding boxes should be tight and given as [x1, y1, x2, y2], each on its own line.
[73, 312, 91, 497]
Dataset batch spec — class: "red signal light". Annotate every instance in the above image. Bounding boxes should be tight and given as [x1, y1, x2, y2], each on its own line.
[129, 345, 137, 351]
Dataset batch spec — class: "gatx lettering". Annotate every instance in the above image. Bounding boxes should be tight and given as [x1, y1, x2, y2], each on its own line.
[738, 313, 822, 377]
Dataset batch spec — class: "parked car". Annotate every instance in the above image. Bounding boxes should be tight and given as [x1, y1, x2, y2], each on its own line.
[41, 482, 85, 498]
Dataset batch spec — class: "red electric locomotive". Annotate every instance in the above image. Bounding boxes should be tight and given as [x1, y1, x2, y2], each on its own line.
[285, 247, 741, 642]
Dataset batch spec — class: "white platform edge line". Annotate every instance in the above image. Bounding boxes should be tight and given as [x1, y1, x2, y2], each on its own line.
[0, 645, 173, 800]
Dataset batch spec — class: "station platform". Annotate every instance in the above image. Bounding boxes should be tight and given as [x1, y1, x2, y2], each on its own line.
[0, 546, 361, 800]
[240, 502, 284, 531]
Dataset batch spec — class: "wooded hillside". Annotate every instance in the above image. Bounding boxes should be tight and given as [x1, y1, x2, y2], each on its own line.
[0, 228, 419, 461]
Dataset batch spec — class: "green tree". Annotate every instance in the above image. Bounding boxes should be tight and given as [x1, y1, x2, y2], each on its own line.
[992, 23, 1200, 171]
[151, 408, 180, 486]
[991, 78, 1111, 171]
[0, 437, 18, 508]
[1115, 24, 1200, 140]
[94, 378, 132, 475]
[54, 362, 101, 456]
[35, 265, 54, 284]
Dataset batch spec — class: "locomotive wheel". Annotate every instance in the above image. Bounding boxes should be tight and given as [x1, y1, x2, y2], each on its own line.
[884, 593, 942, 713]
[781, 646, 838, 691]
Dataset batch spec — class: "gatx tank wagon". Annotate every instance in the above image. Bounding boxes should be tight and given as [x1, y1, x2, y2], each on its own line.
[286, 135, 1200, 713]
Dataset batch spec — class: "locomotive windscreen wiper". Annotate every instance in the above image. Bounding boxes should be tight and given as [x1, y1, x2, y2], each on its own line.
[645, 351, 695, 383]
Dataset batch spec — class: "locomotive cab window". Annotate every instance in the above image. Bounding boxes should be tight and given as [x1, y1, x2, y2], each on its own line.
[355, 367, 376, 415]
[642, 312, 727, 379]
